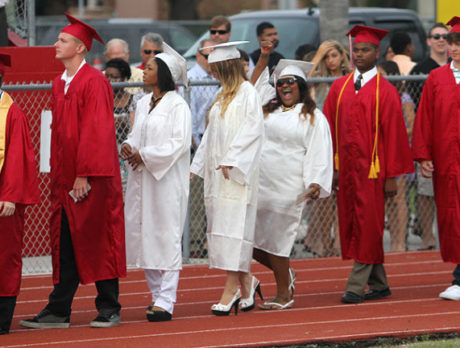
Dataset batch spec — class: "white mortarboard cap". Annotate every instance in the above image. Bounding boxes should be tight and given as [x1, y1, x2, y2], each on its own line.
[156, 42, 188, 88]
[273, 59, 314, 82]
[202, 41, 249, 63]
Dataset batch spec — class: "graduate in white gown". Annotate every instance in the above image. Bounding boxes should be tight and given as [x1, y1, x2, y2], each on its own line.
[190, 41, 264, 316]
[121, 43, 191, 322]
[250, 50, 333, 310]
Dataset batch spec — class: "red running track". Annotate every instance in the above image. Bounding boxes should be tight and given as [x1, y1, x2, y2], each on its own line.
[2, 250, 460, 347]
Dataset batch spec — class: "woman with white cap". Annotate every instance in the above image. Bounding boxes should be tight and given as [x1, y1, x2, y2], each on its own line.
[190, 41, 265, 316]
[121, 43, 191, 322]
[250, 52, 333, 310]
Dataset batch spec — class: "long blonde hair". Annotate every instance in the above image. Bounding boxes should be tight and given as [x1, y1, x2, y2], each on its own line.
[210, 59, 247, 118]
[313, 40, 351, 78]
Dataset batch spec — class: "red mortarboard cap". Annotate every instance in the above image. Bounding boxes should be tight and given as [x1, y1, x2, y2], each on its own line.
[346, 25, 389, 47]
[447, 16, 460, 33]
[61, 12, 103, 51]
[0, 53, 11, 76]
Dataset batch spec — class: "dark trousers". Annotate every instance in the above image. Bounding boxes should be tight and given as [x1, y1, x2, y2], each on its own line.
[345, 261, 389, 296]
[0, 296, 16, 333]
[45, 210, 121, 318]
[452, 265, 460, 286]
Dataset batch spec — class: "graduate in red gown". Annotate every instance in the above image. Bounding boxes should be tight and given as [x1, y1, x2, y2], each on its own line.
[323, 25, 414, 304]
[0, 54, 40, 334]
[412, 16, 460, 301]
[20, 13, 126, 330]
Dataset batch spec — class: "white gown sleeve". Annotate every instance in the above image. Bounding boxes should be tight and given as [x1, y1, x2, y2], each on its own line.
[190, 125, 209, 178]
[253, 67, 276, 106]
[139, 101, 192, 180]
[124, 94, 147, 150]
[219, 84, 264, 185]
[303, 108, 334, 198]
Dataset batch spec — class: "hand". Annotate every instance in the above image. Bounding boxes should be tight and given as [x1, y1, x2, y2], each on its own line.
[0, 201, 15, 217]
[127, 150, 144, 170]
[73, 177, 89, 202]
[316, 41, 335, 59]
[306, 183, 321, 200]
[120, 143, 132, 160]
[384, 178, 397, 198]
[420, 160, 434, 178]
[260, 40, 274, 56]
[190, 173, 195, 180]
[216, 165, 233, 180]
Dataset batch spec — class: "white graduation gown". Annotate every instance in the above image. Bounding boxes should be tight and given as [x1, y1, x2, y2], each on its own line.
[124, 91, 191, 270]
[191, 81, 264, 272]
[253, 83, 333, 257]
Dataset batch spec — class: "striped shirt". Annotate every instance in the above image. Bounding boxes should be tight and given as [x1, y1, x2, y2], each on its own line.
[450, 61, 460, 84]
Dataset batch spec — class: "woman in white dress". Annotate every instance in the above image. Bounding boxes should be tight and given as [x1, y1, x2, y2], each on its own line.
[190, 42, 265, 316]
[251, 55, 334, 310]
[121, 44, 191, 322]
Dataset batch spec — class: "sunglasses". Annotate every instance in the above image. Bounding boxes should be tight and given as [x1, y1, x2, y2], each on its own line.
[210, 29, 228, 35]
[199, 51, 209, 59]
[430, 34, 448, 40]
[143, 49, 162, 55]
[276, 77, 297, 87]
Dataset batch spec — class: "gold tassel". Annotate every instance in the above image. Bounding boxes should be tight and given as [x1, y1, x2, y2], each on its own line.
[375, 155, 380, 174]
[334, 153, 339, 170]
[368, 162, 377, 179]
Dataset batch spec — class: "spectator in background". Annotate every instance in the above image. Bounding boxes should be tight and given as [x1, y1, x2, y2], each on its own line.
[239, 49, 250, 76]
[412, 16, 460, 301]
[250, 22, 284, 74]
[0, 53, 40, 335]
[0, 1, 9, 47]
[209, 15, 231, 44]
[104, 38, 143, 95]
[409, 23, 449, 251]
[378, 60, 415, 252]
[390, 31, 416, 75]
[295, 43, 316, 61]
[383, 45, 395, 61]
[303, 40, 351, 258]
[137, 33, 163, 70]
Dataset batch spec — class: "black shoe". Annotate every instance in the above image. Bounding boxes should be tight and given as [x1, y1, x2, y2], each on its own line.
[341, 291, 364, 304]
[90, 313, 121, 328]
[0, 329, 9, 335]
[146, 310, 172, 322]
[364, 288, 392, 301]
[19, 309, 70, 329]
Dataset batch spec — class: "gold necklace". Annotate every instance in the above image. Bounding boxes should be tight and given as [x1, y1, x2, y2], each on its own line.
[281, 104, 297, 112]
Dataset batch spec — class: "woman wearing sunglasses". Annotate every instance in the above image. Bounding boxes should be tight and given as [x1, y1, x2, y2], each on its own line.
[191, 41, 264, 316]
[251, 49, 333, 310]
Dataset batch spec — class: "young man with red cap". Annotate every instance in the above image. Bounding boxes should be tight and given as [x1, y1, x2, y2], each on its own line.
[20, 13, 126, 329]
[413, 16, 460, 301]
[323, 25, 414, 303]
[0, 53, 40, 335]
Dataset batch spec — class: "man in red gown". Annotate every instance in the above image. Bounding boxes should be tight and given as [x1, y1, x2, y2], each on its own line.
[412, 16, 460, 301]
[323, 25, 414, 303]
[20, 13, 126, 329]
[0, 53, 40, 334]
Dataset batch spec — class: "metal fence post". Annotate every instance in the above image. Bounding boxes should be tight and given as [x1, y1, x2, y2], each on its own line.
[182, 85, 192, 263]
[27, 0, 35, 46]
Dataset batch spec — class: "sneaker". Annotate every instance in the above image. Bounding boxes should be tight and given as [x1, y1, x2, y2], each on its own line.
[364, 288, 392, 301]
[439, 285, 460, 300]
[19, 309, 70, 329]
[89, 313, 121, 328]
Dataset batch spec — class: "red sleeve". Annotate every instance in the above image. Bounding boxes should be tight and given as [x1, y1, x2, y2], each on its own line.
[76, 75, 118, 177]
[381, 83, 414, 178]
[0, 104, 40, 204]
[412, 72, 434, 162]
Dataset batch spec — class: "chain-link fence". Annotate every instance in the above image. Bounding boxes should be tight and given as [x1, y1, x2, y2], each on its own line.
[10, 74, 435, 275]
[5, 0, 35, 44]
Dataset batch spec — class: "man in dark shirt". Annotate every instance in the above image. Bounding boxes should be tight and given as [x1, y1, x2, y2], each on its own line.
[250, 22, 284, 74]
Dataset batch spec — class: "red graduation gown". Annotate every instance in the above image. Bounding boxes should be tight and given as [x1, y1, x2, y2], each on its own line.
[50, 63, 126, 285]
[324, 73, 414, 264]
[0, 98, 40, 296]
[412, 64, 460, 263]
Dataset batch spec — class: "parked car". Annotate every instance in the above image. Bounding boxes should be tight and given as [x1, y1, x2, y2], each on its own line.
[184, 7, 427, 64]
[36, 17, 197, 65]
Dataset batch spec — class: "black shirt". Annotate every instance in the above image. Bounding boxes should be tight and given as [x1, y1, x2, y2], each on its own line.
[250, 49, 284, 74]
[408, 57, 442, 108]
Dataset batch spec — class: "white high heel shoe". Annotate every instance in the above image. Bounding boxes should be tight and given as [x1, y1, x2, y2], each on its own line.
[239, 276, 264, 312]
[211, 289, 241, 316]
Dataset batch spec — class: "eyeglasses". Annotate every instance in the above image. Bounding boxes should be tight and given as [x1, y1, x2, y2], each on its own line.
[276, 77, 297, 87]
[143, 49, 162, 55]
[430, 34, 448, 40]
[210, 29, 228, 35]
[199, 51, 209, 59]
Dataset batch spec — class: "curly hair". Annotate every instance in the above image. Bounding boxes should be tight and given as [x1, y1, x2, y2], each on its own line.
[105, 58, 131, 80]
